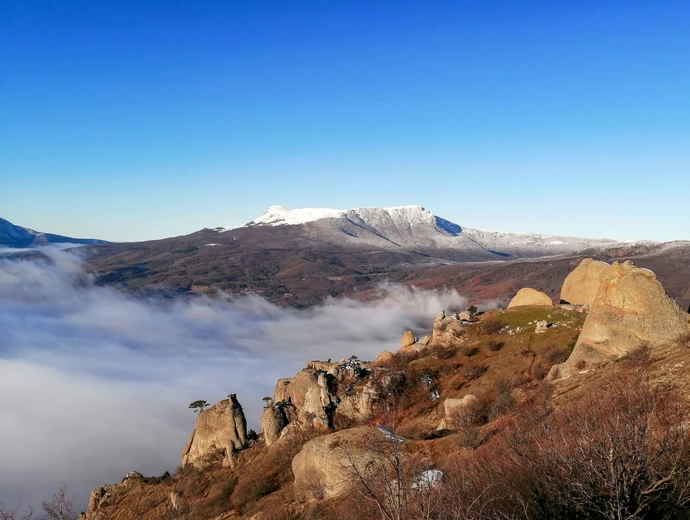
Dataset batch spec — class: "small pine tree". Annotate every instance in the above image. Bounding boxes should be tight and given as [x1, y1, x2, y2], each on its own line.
[189, 400, 209, 413]
[467, 305, 478, 318]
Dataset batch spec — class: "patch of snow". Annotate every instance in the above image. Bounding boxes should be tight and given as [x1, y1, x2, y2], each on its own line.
[204, 243, 221, 247]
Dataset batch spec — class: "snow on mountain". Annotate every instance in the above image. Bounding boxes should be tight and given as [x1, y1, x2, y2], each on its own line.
[220, 205, 624, 260]
[0, 217, 107, 248]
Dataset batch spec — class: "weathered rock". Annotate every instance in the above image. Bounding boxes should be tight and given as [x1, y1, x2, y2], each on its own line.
[306, 360, 339, 375]
[550, 261, 690, 380]
[507, 288, 553, 308]
[85, 471, 145, 518]
[457, 311, 471, 321]
[560, 258, 609, 306]
[261, 402, 289, 446]
[419, 335, 431, 346]
[401, 331, 416, 348]
[181, 394, 248, 468]
[335, 381, 379, 423]
[292, 427, 385, 501]
[373, 350, 394, 366]
[535, 320, 548, 333]
[300, 371, 337, 429]
[437, 394, 478, 430]
[431, 312, 468, 347]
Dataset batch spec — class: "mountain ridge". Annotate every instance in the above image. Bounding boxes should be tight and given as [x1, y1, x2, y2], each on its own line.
[0, 217, 107, 248]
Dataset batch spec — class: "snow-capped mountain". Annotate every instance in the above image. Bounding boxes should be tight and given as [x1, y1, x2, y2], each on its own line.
[225, 205, 624, 260]
[0, 217, 107, 248]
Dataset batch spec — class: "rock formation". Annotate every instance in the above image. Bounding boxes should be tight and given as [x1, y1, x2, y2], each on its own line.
[261, 402, 289, 446]
[265, 358, 381, 442]
[430, 311, 468, 347]
[181, 394, 248, 468]
[401, 331, 416, 348]
[437, 394, 478, 430]
[560, 258, 609, 305]
[549, 261, 690, 380]
[507, 288, 553, 308]
[292, 427, 386, 501]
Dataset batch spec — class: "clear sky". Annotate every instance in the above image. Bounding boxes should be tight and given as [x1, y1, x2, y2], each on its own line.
[2, 1, 689, 242]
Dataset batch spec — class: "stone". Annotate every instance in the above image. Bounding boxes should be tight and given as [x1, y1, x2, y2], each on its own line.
[261, 402, 289, 446]
[292, 427, 385, 501]
[560, 258, 609, 306]
[181, 393, 248, 468]
[401, 331, 415, 348]
[457, 311, 471, 321]
[535, 320, 548, 333]
[549, 261, 690, 380]
[507, 288, 553, 308]
[373, 350, 394, 365]
[437, 394, 478, 430]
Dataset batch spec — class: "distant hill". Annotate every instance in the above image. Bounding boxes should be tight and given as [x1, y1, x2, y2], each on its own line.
[84, 205, 690, 310]
[0, 217, 108, 248]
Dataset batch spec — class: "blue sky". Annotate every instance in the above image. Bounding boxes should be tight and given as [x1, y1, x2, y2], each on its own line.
[2, 0, 689, 242]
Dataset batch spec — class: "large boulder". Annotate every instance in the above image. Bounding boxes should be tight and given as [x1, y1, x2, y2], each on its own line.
[181, 394, 248, 468]
[437, 394, 478, 430]
[507, 288, 553, 308]
[292, 427, 386, 501]
[401, 331, 416, 348]
[549, 261, 690, 380]
[261, 403, 289, 446]
[560, 258, 609, 305]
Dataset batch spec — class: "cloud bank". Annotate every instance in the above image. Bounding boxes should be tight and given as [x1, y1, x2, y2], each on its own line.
[0, 250, 466, 510]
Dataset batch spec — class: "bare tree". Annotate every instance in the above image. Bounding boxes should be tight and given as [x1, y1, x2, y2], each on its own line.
[41, 486, 77, 520]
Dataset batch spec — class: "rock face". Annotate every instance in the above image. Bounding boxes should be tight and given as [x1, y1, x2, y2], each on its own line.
[507, 288, 553, 308]
[401, 331, 416, 348]
[182, 394, 248, 468]
[560, 258, 609, 305]
[550, 261, 690, 380]
[292, 427, 385, 501]
[266, 359, 381, 442]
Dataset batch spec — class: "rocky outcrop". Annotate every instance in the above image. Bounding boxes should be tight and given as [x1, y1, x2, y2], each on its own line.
[401, 331, 415, 348]
[437, 395, 477, 430]
[431, 311, 468, 347]
[267, 358, 380, 442]
[182, 394, 248, 468]
[507, 288, 553, 308]
[85, 471, 145, 519]
[550, 261, 690, 380]
[292, 427, 386, 501]
[560, 258, 609, 305]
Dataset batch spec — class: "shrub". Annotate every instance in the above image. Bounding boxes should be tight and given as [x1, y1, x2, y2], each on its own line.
[461, 364, 488, 381]
[438, 347, 457, 360]
[461, 346, 480, 357]
[455, 426, 481, 449]
[487, 340, 505, 352]
[544, 346, 570, 365]
[480, 320, 505, 335]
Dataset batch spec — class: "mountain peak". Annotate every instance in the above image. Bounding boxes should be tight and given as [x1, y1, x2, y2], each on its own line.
[246, 205, 439, 228]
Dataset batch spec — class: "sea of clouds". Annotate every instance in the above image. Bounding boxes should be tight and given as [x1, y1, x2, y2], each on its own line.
[0, 249, 467, 511]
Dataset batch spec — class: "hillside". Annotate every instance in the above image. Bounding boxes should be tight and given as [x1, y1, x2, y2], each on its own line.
[78, 258, 690, 520]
